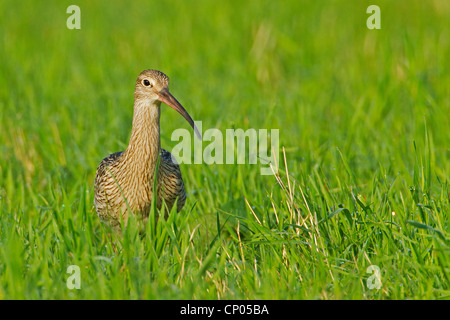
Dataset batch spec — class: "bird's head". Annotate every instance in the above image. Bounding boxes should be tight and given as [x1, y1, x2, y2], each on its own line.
[135, 69, 201, 139]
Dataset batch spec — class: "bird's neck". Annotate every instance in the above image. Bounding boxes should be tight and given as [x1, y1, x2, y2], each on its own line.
[123, 99, 161, 176]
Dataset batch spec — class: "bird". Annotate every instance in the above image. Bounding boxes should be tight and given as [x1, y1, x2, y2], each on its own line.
[94, 69, 201, 233]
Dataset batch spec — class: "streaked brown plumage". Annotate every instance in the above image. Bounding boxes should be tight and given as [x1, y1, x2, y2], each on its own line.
[94, 69, 200, 233]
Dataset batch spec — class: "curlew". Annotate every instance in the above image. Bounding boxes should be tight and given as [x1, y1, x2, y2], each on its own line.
[94, 69, 200, 233]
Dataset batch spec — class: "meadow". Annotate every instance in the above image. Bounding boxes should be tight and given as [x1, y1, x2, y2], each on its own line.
[0, 0, 448, 299]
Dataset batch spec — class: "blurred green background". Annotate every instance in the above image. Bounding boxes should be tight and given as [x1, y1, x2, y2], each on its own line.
[0, 0, 448, 299]
[0, 0, 448, 185]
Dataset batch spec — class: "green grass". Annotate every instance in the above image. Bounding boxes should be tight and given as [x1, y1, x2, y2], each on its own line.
[0, 0, 449, 299]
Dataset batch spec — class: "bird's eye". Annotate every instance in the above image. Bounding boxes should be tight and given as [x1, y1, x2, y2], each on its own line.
[143, 79, 152, 87]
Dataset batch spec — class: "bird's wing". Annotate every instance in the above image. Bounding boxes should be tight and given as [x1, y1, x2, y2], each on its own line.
[94, 151, 125, 216]
[157, 149, 186, 213]
[95, 151, 125, 182]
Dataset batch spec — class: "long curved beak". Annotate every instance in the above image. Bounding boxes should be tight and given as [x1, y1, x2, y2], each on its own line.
[158, 89, 201, 140]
